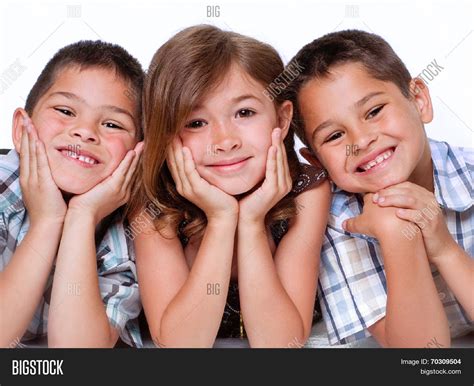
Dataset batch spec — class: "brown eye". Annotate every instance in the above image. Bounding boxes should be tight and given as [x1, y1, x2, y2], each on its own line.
[185, 120, 207, 129]
[324, 132, 343, 143]
[236, 109, 255, 118]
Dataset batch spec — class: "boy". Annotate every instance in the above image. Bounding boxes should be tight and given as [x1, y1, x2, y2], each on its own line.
[286, 30, 473, 347]
[0, 40, 144, 347]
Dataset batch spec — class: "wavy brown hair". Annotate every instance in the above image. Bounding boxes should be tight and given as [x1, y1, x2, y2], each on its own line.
[128, 25, 301, 240]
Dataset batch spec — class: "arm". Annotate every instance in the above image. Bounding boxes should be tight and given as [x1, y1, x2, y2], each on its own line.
[48, 144, 142, 348]
[238, 181, 330, 347]
[344, 196, 450, 347]
[1, 118, 66, 347]
[373, 181, 473, 320]
[135, 215, 237, 348]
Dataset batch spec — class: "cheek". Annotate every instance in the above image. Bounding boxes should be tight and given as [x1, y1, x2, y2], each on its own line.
[106, 139, 134, 169]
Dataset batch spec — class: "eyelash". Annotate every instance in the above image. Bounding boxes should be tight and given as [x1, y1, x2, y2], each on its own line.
[236, 108, 255, 118]
[366, 104, 385, 119]
[54, 107, 124, 130]
[184, 109, 256, 129]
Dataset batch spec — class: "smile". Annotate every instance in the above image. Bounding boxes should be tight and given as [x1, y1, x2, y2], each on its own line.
[58, 148, 99, 167]
[356, 147, 395, 173]
[207, 157, 251, 173]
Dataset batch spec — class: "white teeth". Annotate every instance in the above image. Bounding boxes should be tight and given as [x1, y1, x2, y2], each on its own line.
[360, 149, 393, 171]
[62, 150, 97, 165]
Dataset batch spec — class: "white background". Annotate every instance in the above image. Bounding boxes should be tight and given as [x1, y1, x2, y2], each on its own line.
[0, 0, 472, 149]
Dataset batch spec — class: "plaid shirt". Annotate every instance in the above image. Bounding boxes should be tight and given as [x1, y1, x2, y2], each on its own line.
[0, 150, 142, 347]
[319, 139, 473, 345]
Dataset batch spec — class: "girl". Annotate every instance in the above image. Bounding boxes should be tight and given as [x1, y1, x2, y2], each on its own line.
[128, 25, 330, 348]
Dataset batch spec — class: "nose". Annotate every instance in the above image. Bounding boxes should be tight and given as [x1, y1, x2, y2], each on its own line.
[212, 122, 241, 153]
[68, 121, 100, 144]
[350, 123, 378, 151]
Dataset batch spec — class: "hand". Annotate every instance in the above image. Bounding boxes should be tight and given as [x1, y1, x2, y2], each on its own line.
[18, 116, 67, 226]
[68, 141, 144, 225]
[238, 128, 292, 225]
[166, 137, 238, 221]
[372, 181, 457, 263]
[342, 193, 406, 239]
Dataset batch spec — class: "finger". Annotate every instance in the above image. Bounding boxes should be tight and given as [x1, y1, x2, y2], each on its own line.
[123, 142, 143, 188]
[19, 124, 30, 181]
[174, 140, 192, 194]
[28, 124, 38, 183]
[182, 146, 203, 189]
[342, 217, 358, 234]
[36, 140, 54, 183]
[279, 131, 292, 192]
[166, 141, 182, 189]
[374, 193, 421, 209]
[265, 144, 277, 188]
[110, 150, 136, 184]
[396, 208, 428, 229]
[274, 128, 284, 188]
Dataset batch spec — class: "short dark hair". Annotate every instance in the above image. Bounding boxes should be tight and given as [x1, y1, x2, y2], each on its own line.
[284, 29, 412, 147]
[25, 40, 144, 139]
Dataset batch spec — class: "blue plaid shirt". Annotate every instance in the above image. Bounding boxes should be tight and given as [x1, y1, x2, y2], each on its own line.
[0, 150, 142, 347]
[318, 139, 473, 345]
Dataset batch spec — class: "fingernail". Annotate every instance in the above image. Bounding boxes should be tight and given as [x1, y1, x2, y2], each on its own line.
[378, 196, 385, 203]
[373, 193, 379, 202]
[342, 220, 347, 230]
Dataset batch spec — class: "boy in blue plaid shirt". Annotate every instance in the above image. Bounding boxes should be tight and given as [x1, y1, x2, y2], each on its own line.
[286, 30, 473, 347]
[0, 41, 144, 347]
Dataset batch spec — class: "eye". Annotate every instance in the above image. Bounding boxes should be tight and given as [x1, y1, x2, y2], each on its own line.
[236, 109, 255, 118]
[54, 107, 74, 117]
[185, 120, 207, 129]
[104, 122, 124, 130]
[366, 105, 385, 119]
[324, 131, 343, 143]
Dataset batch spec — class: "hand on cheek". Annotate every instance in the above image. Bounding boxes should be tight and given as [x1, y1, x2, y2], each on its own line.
[238, 127, 292, 224]
[68, 141, 144, 225]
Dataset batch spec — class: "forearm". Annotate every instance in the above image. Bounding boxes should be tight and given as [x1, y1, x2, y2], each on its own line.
[0, 222, 62, 347]
[432, 245, 473, 320]
[48, 211, 114, 348]
[379, 230, 450, 347]
[237, 221, 305, 348]
[158, 217, 237, 348]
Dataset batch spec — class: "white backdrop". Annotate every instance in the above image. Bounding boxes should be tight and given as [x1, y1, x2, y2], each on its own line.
[0, 0, 472, 149]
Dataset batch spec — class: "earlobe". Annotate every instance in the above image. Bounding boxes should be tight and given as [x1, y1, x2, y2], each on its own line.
[410, 78, 433, 123]
[12, 108, 29, 153]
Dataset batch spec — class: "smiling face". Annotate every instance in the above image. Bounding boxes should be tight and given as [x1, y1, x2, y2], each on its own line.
[13, 66, 138, 195]
[298, 63, 433, 193]
[179, 64, 291, 196]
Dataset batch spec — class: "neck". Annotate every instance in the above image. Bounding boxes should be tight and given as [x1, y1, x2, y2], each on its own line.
[408, 139, 434, 192]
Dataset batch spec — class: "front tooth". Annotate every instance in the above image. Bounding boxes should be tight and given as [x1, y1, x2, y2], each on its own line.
[376, 155, 384, 164]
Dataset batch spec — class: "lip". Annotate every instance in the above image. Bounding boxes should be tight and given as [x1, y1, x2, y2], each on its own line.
[207, 156, 251, 173]
[354, 146, 396, 174]
[56, 145, 102, 168]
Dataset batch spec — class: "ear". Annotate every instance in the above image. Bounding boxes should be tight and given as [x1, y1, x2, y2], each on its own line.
[299, 147, 323, 169]
[409, 78, 433, 124]
[12, 108, 29, 153]
[277, 100, 293, 139]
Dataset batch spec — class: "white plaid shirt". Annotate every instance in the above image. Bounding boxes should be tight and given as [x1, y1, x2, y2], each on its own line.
[318, 139, 473, 345]
[0, 150, 142, 347]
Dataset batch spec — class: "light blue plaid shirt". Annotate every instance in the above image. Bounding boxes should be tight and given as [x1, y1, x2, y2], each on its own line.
[0, 150, 142, 347]
[318, 139, 473, 345]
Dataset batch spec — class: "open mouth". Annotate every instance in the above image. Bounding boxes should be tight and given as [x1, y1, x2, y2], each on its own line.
[355, 147, 395, 173]
[57, 147, 100, 167]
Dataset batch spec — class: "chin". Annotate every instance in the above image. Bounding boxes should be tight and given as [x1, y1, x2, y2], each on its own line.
[53, 175, 97, 196]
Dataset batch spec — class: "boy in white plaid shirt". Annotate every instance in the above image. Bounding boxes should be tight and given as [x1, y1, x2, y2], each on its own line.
[0, 41, 144, 347]
[286, 30, 473, 347]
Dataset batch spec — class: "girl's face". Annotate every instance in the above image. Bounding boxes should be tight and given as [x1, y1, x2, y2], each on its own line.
[179, 64, 292, 195]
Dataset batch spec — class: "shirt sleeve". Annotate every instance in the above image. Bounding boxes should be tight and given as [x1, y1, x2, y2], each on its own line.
[96, 219, 142, 347]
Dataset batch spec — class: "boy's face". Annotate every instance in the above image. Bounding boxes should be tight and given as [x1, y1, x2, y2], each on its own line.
[179, 64, 292, 195]
[298, 63, 433, 193]
[14, 66, 138, 195]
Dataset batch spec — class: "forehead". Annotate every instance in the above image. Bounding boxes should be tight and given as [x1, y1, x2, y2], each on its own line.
[43, 66, 135, 110]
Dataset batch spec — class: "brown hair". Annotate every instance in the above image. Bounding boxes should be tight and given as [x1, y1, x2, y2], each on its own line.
[284, 29, 412, 148]
[25, 40, 144, 139]
[128, 25, 301, 240]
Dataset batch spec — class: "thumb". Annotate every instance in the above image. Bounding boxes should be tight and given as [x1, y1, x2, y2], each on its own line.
[342, 216, 360, 234]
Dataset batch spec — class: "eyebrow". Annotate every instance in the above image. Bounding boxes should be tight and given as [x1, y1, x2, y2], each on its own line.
[310, 91, 385, 143]
[49, 91, 135, 121]
[231, 94, 262, 104]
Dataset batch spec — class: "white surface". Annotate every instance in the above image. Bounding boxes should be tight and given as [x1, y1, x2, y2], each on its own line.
[0, 0, 472, 149]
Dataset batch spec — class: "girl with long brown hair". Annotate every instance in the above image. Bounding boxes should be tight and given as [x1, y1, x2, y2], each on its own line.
[128, 25, 330, 347]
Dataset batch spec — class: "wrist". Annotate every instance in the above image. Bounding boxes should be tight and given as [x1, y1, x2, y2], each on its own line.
[429, 238, 460, 267]
[65, 206, 98, 226]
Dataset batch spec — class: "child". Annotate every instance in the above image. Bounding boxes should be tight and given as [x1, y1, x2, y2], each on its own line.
[285, 29, 473, 347]
[0, 40, 144, 347]
[128, 25, 330, 348]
